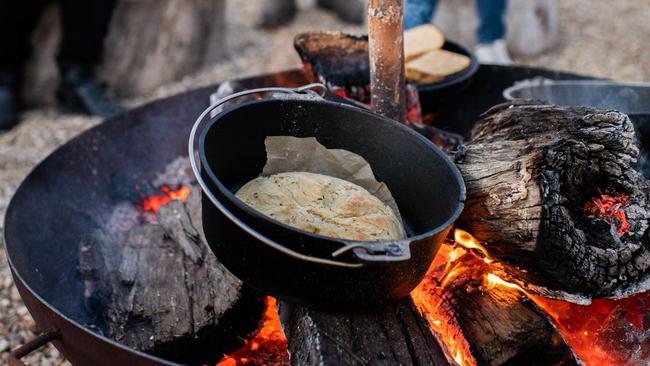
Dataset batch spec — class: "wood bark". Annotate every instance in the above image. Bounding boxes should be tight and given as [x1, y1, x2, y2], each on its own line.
[79, 191, 265, 364]
[279, 299, 449, 366]
[456, 101, 650, 301]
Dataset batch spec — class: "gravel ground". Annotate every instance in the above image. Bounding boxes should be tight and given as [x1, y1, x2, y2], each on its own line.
[1, 0, 648, 364]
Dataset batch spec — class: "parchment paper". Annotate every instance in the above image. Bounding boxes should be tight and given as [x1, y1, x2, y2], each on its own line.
[262, 136, 404, 229]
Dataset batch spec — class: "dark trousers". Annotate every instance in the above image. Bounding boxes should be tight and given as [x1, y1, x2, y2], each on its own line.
[405, 0, 507, 44]
[0, 0, 116, 76]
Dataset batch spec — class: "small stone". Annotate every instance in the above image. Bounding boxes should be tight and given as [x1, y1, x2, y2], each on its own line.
[0, 339, 9, 352]
[10, 287, 20, 301]
[16, 306, 28, 317]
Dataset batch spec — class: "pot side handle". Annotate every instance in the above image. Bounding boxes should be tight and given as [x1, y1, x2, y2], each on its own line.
[332, 240, 412, 263]
[8, 330, 60, 366]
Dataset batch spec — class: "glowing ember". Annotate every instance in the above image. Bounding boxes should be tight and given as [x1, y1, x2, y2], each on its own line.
[411, 243, 479, 366]
[139, 185, 192, 214]
[532, 292, 650, 366]
[584, 194, 631, 234]
[217, 297, 289, 366]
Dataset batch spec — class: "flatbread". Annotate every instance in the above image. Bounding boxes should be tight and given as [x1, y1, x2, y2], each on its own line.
[404, 24, 445, 62]
[405, 49, 471, 83]
[236, 172, 406, 241]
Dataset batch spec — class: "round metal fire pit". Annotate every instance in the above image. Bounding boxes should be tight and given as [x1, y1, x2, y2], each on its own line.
[3, 66, 596, 365]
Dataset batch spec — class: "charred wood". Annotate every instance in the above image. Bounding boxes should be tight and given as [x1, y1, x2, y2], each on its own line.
[279, 299, 449, 366]
[456, 101, 650, 301]
[79, 192, 265, 364]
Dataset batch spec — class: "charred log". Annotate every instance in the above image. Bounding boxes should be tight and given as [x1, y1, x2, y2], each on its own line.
[412, 249, 581, 366]
[79, 192, 265, 364]
[279, 299, 449, 366]
[456, 101, 650, 301]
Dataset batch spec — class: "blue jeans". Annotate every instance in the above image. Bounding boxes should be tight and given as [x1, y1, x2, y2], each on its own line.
[404, 0, 507, 44]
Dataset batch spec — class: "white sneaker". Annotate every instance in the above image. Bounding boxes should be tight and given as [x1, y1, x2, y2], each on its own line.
[475, 39, 513, 65]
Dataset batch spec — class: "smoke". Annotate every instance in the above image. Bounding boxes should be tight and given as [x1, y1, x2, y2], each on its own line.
[632, 115, 650, 178]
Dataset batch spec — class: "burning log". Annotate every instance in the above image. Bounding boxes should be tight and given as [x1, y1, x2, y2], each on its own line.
[411, 243, 580, 366]
[279, 300, 448, 365]
[79, 191, 265, 364]
[456, 100, 650, 301]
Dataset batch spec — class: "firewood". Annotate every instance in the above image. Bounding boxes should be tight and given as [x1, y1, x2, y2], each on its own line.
[456, 100, 650, 301]
[279, 299, 449, 366]
[412, 249, 581, 366]
[79, 191, 265, 364]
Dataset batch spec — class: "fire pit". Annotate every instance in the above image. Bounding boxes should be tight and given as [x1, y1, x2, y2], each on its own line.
[4, 66, 649, 366]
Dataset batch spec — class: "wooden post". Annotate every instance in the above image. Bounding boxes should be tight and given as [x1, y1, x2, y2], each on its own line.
[368, 0, 406, 122]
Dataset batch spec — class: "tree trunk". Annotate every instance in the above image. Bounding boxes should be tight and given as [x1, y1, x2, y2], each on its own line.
[456, 101, 650, 301]
[79, 192, 265, 365]
[24, 0, 226, 106]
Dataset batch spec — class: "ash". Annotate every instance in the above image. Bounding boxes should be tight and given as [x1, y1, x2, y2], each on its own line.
[152, 156, 196, 188]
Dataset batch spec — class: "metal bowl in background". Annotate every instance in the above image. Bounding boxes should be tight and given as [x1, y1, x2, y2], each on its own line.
[504, 79, 650, 178]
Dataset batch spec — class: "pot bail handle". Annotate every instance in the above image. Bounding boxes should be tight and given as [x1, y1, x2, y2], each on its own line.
[189, 83, 368, 269]
[8, 330, 60, 366]
[332, 240, 412, 262]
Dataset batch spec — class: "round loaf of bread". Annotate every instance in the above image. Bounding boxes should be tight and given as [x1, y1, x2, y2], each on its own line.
[235, 172, 405, 241]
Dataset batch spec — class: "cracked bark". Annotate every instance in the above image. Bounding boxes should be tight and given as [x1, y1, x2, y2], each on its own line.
[279, 299, 448, 366]
[457, 100, 650, 301]
[79, 192, 265, 364]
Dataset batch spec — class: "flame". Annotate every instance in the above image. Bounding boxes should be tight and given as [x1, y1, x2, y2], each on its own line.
[411, 242, 479, 366]
[216, 297, 289, 366]
[484, 273, 525, 292]
[140, 185, 192, 214]
[584, 194, 631, 234]
[454, 229, 493, 262]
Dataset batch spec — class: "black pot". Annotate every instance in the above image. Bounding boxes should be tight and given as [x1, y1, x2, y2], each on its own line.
[189, 86, 466, 309]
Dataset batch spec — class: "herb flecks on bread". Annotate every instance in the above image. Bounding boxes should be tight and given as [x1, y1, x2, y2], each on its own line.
[236, 172, 405, 241]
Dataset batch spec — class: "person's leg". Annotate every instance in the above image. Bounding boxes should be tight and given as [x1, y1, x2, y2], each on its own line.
[57, 0, 122, 117]
[475, 0, 507, 44]
[57, 0, 117, 71]
[0, 0, 45, 130]
[404, 0, 438, 30]
[474, 0, 511, 64]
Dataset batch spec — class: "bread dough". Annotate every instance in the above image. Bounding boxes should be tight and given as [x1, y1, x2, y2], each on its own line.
[236, 172, 405, 241]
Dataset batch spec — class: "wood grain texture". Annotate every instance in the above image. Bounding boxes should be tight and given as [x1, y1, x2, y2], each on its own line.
[79, 192, 264, 364]
[279, 299, 449, 366]
[456, 101, 650, 300]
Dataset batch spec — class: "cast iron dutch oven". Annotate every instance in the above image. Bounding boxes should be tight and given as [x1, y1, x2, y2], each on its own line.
[189, 85, 466, 309]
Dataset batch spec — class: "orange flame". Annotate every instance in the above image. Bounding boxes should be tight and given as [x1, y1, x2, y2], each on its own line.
[484, 273, 525, 292]
[454, 228, 493, 262]
[411, 243, 479, 366]
[584, 194, 631, 234]
[140, 185, 192, 214]
[216, 297, 289, 366]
